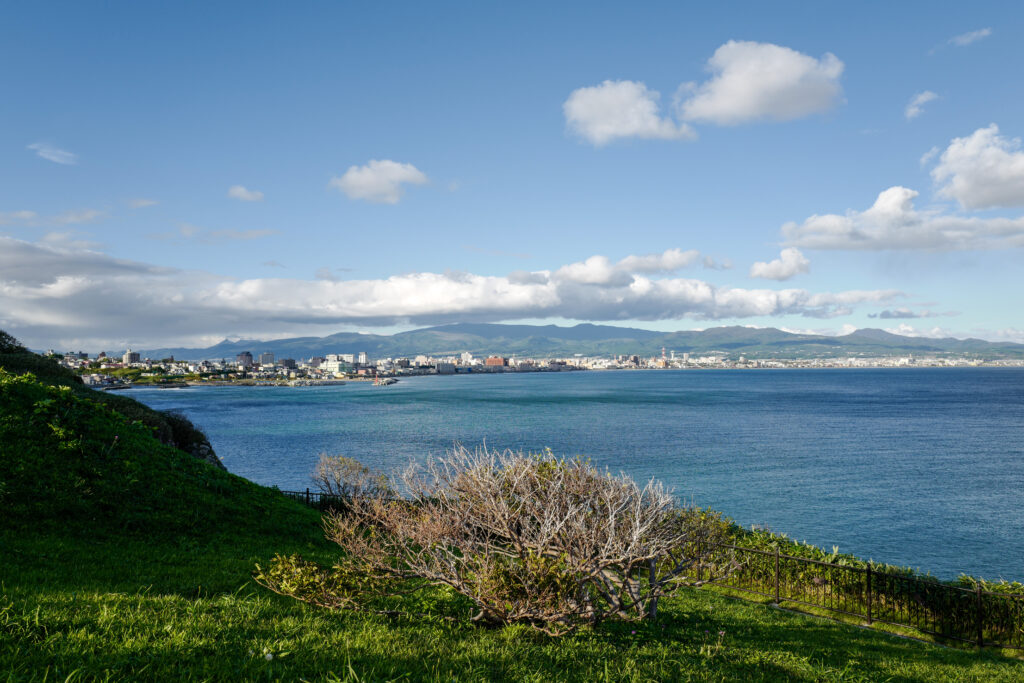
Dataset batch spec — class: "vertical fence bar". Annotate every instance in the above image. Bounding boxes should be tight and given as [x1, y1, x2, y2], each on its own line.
[305, 487, 310, 505]
[774, 547, 780, 604]
[697, 541, 703, 584]
[866, 564, 872, 624]
[976, 584, 984, 648]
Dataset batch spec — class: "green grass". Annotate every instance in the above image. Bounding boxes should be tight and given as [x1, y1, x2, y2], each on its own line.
[4, 525, 1024, 681]
[2, 364, 1024, 680]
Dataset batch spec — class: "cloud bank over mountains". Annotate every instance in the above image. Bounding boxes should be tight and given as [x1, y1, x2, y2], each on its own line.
[0, 238, 901, 348]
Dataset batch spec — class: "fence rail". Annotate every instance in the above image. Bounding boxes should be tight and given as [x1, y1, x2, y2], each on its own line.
[705, 543, 1024, 650]
[279, 489, 1024, 650]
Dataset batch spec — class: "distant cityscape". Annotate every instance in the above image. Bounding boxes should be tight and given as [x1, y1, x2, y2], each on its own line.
[49, 345, 1024, 390]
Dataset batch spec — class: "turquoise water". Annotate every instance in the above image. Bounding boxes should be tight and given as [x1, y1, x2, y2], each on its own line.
[129, 368, 1024, 581]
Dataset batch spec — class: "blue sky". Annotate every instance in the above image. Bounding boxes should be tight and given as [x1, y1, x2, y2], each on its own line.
[3, 2, 1024, 349]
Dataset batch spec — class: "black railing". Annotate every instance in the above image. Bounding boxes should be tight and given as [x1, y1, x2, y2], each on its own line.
[280, 488, 352, 512]
[705, 544, 1024, 650]
[279, 489, 1024, 650]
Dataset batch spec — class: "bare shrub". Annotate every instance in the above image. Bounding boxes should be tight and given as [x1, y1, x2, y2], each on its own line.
[311, 453, 392, 499]
[261, 446, 733, 635]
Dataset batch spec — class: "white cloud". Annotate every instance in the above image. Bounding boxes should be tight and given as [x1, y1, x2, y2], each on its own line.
[749, 248, 810, 281]
[563, 80, 695, 146]
[617, 248, 700, 273]
[27, 142, 77, 165]
[949, 28, 992, 47]
[919, 146, 940, 166]
[0, 238, 901, 348]
[128, 198, 159, 208]
[0, 208, 103, 226]
[905, 91, 938, 120]
[0, 210, 39, 225]
[930, 124, 1024, 209]
[329, 160, 428, 204]
[228, 185, 264, 202]
[782, 185, 1024, 250]
[54, 208, 105, 225]
[702, 255, 733, 270]
[678, 41, 844, 125]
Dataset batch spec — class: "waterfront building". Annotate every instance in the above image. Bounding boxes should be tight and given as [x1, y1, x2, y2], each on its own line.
[123, 348, 140, 365]
[236, 351, 254, 368]
[259, 351, 275, 366]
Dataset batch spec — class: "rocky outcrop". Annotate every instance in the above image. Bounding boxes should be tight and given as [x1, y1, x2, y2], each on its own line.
[189, 439, 226, 470]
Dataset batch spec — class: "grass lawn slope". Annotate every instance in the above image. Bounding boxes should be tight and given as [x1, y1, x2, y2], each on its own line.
[1, 366, 1023, 680]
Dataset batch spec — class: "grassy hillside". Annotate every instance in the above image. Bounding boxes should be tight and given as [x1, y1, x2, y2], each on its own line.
[1, 363, 1023, 679]
[0, 346, 216, 464]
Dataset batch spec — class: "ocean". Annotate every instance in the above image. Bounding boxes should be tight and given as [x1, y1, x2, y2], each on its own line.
[129, 368, 1024, 581]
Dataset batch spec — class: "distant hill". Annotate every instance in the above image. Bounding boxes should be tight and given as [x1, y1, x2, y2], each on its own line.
[135, 323, 1024, 361]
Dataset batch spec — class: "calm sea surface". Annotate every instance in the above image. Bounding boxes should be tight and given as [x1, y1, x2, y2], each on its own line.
[129, 368, 1024, 581]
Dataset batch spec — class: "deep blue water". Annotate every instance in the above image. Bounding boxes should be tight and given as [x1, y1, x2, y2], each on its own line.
[129, 368, 1024, 581]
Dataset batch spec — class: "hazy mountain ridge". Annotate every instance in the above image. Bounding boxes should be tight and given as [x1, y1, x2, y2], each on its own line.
[134, 323, 1024, 361]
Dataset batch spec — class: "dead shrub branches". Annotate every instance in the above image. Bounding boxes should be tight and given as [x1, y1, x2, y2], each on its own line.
[259, 445, 733, 635]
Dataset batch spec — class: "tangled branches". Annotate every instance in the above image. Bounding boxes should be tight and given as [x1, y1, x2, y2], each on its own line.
[258, 446, 733, 635]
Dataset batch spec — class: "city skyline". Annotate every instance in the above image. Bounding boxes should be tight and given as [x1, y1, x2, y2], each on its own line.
[3, 3, 1024, 349]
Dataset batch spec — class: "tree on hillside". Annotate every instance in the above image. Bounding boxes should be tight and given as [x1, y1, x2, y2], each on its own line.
[0, 330, 27, 354]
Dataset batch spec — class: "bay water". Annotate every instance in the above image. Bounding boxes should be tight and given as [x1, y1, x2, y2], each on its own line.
[129, 368, 1024, 581]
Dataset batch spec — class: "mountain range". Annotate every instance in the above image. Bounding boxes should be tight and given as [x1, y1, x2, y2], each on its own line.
[135, 323, 1024, 361]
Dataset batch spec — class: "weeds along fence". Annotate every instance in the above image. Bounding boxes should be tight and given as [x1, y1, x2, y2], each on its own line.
[701, 543, 1024, 650]
[281, 488, 354, 513]
[280, 489, 1024, 649]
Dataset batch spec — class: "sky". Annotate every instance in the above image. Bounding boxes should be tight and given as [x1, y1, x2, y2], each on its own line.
[3, 1, 1024, 351]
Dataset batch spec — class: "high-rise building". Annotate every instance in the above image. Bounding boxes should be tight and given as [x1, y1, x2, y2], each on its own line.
[258, 351, 275, 366]
[236, 351, 254, 368]
[123, 348, 140, 365]
[357, 351, 369, 365]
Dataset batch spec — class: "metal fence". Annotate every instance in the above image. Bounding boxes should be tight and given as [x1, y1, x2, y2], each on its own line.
[279, 489, 1024, 649]
[704, 543, 1024, 649]
[281, 488, 351, 512]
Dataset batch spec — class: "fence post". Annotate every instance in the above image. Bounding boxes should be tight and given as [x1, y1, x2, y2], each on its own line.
[697, 541, 703, 584]
[866, 564, 873, 625]
[976, 584, 984, 648]
[305, 487, 310, 505]
[774, 547, 780, 604]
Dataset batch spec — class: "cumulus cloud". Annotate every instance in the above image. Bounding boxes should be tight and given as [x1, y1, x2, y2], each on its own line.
[782, 185, 1024, 250]
[27, 142, 77, 165]
[563, 80, 695, 146]
[329, 160, 428, 204]
[905, 91, 938, 120]
[228, 185, 264, 202]
[0, 238, 901, 348]
[930, 124, 1024, 209]
[949, 28, 992, 47]
[677, 41, 844, 125]
[749, 248, 810, 281]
